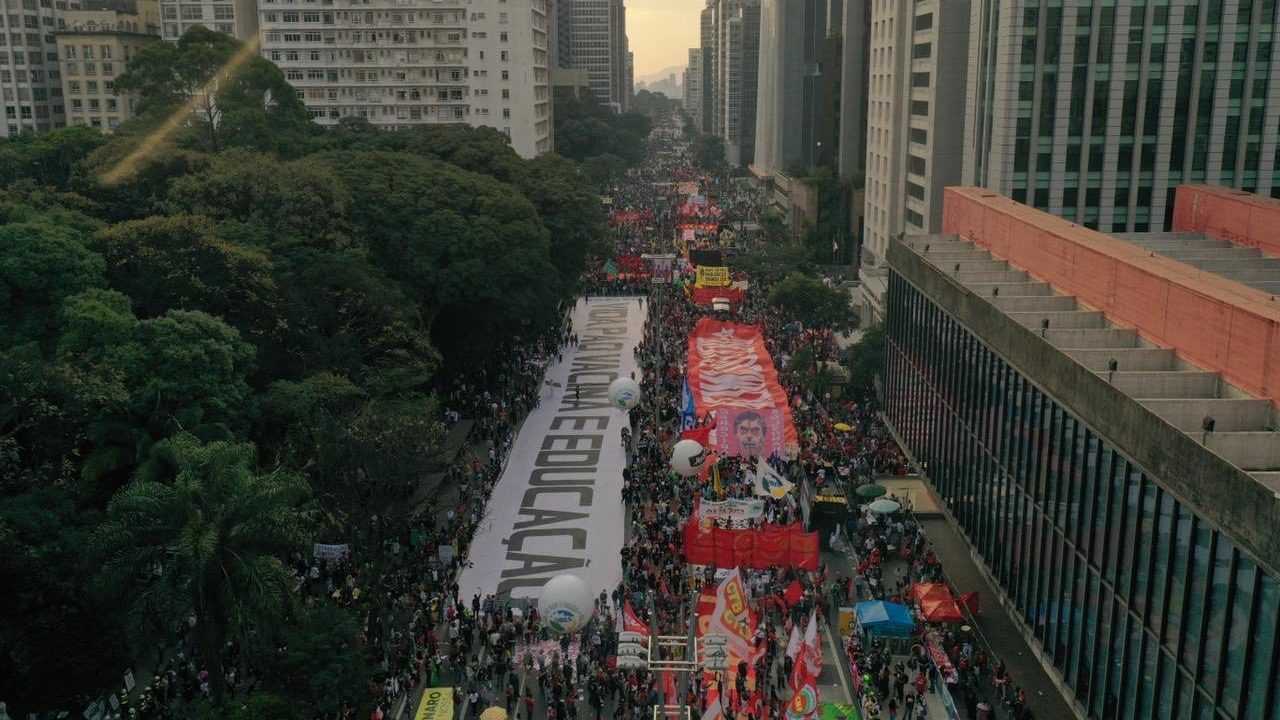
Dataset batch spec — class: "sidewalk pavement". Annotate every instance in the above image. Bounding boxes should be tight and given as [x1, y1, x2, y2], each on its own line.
[919, 518, 1077, 720]
[821, 547, 953, 720]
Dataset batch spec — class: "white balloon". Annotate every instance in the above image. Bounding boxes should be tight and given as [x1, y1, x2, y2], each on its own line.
[670, 439, 707, 477]
[539, 574, 596, 635]
[607, 377, 642, 410]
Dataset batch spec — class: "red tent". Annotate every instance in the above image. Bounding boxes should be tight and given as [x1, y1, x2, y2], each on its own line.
[912, 583, 966, 624]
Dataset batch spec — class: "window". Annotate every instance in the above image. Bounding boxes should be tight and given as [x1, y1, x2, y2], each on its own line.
[500, 31, 507, 42]
[912, 42, 931, 59]
[913, 12, 932, 30]
[909, 127, 927, 144]
[99, 44, 110, 59]
[501, 70, 509, 80]
[214, 5, 234, 19]
[181, 6, 202, 20]
[501, 88, 509, 99]
[500, 50, 508, 61]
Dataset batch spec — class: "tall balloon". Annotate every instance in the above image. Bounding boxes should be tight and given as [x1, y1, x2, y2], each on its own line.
[539, 574, 595, 635]
[670, 439, 707, 477]
[608, 377, 642, 410]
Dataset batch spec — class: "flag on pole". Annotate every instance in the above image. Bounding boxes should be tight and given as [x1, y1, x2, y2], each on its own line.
[753, 455, 795, 499]
[786, 622, 802, 660]
[786, 666, 821, 720]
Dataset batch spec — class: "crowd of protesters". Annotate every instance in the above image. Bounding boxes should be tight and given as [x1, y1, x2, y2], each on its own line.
[90, 113, 1041, 720]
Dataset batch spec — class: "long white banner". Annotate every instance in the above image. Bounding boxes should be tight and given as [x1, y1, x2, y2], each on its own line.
[458, 297, 645, 602]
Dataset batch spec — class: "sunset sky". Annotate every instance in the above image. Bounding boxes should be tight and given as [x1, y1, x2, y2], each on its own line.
[627, 0, 701, 79]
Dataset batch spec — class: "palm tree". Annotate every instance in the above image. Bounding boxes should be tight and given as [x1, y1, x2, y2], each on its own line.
[91, 432, 310, 698]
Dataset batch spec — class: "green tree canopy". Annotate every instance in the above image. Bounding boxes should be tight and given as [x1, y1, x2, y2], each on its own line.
[114, 26, 314, 153]
[767, 272, 857, 332]
[91, 214, 278, 338]
[0, 220, 105, 342]
[316, 150, 561, 366]
[90, 432, 309, 698]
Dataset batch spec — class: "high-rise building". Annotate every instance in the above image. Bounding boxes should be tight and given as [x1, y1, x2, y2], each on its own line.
[834, 0, 868, 178]
[0, 0, 81, 137]
[718, 0, 759, 166]
[258, 0, 551, 157]
[753, 0, 826, 177]
[858, 0, 967, 322]
[684, 47, 702, 126]
[56, 0, 160, 132]
[466, 0, 552, 155]
[698, 0, 715, 133]
[963, 0, 1280, 233]
[610, 0, 628, 111]
[158, 0, 256, 40]
[555, 0, 628, 112]
[883, 184, 1280, 720]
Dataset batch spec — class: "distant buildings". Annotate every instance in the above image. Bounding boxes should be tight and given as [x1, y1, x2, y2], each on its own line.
[257, 0, 552, 157]
[684, 48, 702, 127]
[0, 0, 80, 137]
[159, 0, 256, 40]
[856, 0, 1280, 324]
[56, 0, 160, 132]
[859, 0, 968, 322]
[753, 0, 826, 177]
[555, 0, 630, 112]
[963, 0, 1280, 232]
[718, 0, 758, 166]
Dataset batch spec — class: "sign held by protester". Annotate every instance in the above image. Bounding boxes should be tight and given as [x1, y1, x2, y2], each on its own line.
[413, 687, 455, 720]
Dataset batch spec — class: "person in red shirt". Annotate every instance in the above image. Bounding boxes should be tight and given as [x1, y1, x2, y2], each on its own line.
[522, 689, 534, 719]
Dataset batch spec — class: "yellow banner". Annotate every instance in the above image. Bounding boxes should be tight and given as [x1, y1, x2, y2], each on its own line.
[695, 265, 731, 287]
[414, 688, 454, 720]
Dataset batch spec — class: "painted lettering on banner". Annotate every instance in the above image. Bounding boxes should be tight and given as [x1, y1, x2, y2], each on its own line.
[695, 265, 732, 287]
[458, 298, 643, 601]
[686, 319, 798, 455]
[697, 497, 765, 529]
[413, 688, 454, 720]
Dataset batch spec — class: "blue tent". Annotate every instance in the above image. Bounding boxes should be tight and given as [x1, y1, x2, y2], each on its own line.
[855, 601, 916, 638]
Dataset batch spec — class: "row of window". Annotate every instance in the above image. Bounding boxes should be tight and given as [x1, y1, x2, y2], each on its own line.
[61, 43, 112, 59]
[884, 271, 1280, 720]
[63, 62, 115, 76]
[0, 32, 56, 46]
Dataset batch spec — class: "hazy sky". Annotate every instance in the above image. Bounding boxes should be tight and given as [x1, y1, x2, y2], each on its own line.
[628, 0, 701, 79]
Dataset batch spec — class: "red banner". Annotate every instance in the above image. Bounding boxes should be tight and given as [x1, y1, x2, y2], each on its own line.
[683, 521, 818, 570]
[755, 525, 790, 568]
[686, 319, 798, 457]
[690, 286, 747, 305]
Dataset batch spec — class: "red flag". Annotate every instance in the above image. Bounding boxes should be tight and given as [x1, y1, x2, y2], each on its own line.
[783, 579, 804, 607]
[623, 602, 651, 636]
[959, 591, 980, 614]
[664, 670, 678, 705]
[681, 425, 712, 446]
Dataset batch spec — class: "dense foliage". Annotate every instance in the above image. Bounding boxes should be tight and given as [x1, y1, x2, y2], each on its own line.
[766, 272, 857, 332]
[552, 86, 652, 184]
[0, 29, 612, 714]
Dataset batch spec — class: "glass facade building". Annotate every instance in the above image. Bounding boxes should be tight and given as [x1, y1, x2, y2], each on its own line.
[962, 0, 1280, 232]
[883, 270, 1280, 719]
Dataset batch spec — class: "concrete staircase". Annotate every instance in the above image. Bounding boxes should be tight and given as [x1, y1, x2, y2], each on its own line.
[908, 235, 1280, 493]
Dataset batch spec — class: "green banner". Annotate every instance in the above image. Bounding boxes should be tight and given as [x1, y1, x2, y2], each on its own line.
[821, 703, 860, 720]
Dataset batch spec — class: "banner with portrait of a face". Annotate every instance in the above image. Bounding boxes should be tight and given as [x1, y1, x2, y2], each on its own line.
[711, 406, 789, 460]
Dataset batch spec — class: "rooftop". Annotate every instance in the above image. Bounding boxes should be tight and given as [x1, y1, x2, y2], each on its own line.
[903, 232, 1280, 493]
